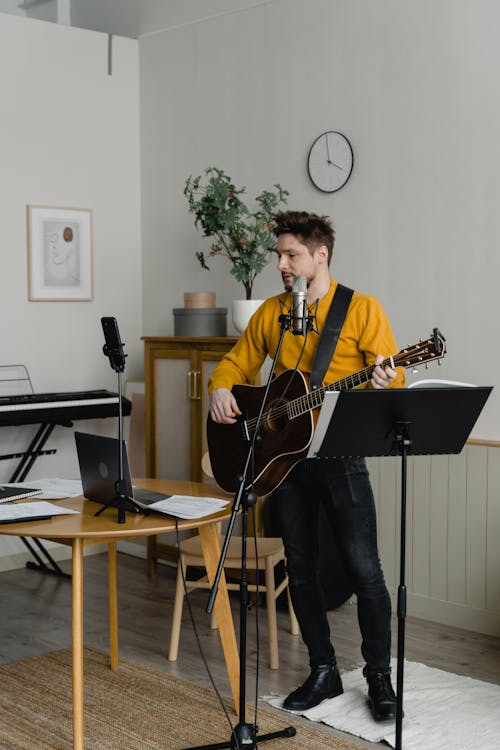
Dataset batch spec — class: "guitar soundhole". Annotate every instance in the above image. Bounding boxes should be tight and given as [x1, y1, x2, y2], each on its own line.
[265, 399, 288, 432]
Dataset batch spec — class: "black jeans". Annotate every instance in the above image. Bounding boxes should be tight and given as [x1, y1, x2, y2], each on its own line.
[272, 457, 391, 676]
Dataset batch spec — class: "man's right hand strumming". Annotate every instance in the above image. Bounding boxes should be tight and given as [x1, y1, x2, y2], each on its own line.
[209, 387, 242, 424]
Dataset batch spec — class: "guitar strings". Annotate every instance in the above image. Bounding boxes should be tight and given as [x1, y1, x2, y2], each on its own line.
[243, 361, 381, 432]
[243, 341, 437, 433]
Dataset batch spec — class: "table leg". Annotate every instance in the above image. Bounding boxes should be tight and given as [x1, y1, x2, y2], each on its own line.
[198, 523, 239, 712]
[108, 542, 119, 669]
[72, 538, 84, 750]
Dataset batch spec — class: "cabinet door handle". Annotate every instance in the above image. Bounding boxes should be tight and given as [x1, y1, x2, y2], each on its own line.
[192, 370, 201, 400]
[187, 370, 201, 400]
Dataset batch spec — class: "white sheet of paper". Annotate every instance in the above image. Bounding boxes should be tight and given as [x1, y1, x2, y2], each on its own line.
[408, 378, 478, 389]
[0, 501, 80, 521]
[147, 495, 229, 519]
[307, 391, 340, 458]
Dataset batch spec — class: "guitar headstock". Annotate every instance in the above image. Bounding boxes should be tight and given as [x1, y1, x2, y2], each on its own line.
[393, 328, 446, 370]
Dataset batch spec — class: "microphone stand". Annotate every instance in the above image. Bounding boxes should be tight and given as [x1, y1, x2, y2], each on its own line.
[183, 311, 299, 750]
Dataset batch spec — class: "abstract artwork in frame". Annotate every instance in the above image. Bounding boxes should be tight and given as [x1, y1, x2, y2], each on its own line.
[27, 205, 93, 300]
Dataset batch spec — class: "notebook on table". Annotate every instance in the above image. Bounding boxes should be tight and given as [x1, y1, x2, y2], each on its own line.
[74, 431, 169, 512]
[0, 486, 43, 503]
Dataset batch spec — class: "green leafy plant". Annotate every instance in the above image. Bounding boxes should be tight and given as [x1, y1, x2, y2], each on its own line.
[184, 167, 289, 300]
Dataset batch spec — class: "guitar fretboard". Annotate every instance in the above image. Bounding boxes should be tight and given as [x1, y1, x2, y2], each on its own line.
[285, 360, 386, 419]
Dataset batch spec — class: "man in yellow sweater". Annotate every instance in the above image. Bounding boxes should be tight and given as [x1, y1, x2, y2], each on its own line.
[208, 210, 405, 721]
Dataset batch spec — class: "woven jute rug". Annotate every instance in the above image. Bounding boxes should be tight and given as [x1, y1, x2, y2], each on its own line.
[0, 646, 365, 750]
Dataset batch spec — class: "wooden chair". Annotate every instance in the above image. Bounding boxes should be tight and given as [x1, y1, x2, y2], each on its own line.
[168, 529, 299, 669]
[168, 454, 299, 670]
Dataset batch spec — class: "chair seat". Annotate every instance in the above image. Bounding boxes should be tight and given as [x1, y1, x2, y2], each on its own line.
[179, 534, 286, 566]
[168, 532, 299, 669]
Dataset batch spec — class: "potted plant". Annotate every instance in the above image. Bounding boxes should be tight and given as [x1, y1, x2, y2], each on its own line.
[184, 167, 289, 331]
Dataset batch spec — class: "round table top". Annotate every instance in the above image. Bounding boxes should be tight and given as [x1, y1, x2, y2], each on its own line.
[0, 478, 232, 541]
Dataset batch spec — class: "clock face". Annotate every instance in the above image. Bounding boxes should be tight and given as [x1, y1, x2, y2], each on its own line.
[307, 131, 354, 193]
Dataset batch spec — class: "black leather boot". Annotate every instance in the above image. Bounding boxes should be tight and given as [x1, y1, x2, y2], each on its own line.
[283, 664, 343, 711]
[366, 672, 397, 721]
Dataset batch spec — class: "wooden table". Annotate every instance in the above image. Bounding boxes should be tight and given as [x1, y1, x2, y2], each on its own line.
[1, 479, 239, 750]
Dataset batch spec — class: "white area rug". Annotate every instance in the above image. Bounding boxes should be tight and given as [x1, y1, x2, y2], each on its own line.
[265, 659, 500, 749]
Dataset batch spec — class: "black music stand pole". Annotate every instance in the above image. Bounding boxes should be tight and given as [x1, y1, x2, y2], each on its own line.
[313, 385, 492, 750]
[394, 420, 410, 748]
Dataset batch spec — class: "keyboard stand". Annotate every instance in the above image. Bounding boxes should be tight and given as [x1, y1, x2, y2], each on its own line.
[0, 366, 68, 577]
[8, 422, 70, 578]
[20, 536, 70, 577]
[3, 423, 58, 483]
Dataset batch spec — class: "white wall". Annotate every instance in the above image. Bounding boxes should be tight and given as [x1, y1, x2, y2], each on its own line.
[0, 14, 141, 560]
[140, 0, 500, 440]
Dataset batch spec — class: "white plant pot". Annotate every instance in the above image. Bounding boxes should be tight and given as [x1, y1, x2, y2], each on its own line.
[231, 299, 264, 334]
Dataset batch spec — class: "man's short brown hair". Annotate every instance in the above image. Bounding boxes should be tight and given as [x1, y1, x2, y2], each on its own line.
[273, 210, 335, 263]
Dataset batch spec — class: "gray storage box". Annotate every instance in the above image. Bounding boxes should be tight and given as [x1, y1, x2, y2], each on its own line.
[173, 307, 227, 337]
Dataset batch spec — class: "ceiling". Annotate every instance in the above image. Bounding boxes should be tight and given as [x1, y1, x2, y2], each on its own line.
[0, 0, 273, 39]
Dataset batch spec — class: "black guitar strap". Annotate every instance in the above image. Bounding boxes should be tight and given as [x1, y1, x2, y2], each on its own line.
[310, 283, 354, 390]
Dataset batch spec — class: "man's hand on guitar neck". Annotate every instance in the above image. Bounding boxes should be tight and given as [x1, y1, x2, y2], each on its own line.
[209, 388, 242, 424]
[370, 354, 397, 389]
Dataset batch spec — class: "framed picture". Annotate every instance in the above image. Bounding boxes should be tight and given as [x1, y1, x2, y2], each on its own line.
[27, 205, 93, 301]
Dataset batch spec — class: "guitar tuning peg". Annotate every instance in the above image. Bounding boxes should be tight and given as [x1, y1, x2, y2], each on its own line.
[412, 368, 419, 374]
[425, 364, 429, 369]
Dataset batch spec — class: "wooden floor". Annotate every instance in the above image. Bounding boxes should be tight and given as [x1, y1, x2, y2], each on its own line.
[1, 549, 500, 748]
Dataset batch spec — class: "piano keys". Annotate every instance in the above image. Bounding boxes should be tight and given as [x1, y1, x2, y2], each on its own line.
[0, 389, 131, 426]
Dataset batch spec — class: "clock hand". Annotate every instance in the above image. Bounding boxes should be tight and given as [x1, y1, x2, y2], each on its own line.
[325, 135, 344, 169]
[325, 133, 332, 164]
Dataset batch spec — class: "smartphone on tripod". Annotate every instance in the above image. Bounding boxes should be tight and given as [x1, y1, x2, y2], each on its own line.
[101, 316, 127, 373]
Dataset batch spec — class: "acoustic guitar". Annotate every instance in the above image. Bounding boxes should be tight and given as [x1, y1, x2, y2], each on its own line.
[207, 328, 446, 496]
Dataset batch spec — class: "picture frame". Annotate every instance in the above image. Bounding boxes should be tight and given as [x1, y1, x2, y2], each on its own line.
[27, 205, 93, 301]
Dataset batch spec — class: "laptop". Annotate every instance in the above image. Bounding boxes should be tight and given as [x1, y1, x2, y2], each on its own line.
[74, 431, 169, 511]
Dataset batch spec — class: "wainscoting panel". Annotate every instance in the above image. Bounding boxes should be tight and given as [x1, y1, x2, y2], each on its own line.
[367, 442, 500, 636]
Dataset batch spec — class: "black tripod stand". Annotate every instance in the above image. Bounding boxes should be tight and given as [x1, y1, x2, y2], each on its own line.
[183, 313, 306, 750]
[314, 384, 492, 749]
[96, 316, 130, 524]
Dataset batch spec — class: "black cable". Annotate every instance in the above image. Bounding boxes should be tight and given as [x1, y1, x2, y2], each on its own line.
[174, 519, 241, 749]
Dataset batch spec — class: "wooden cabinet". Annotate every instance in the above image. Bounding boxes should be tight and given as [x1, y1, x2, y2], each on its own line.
[143, 337, 238, 483]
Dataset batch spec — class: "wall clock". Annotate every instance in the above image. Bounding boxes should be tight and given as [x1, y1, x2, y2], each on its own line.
[307, 131, 354, 193]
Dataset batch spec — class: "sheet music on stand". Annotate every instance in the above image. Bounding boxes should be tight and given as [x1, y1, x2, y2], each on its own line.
[307, 391, 340, 458]
[407, 378, 478, 389]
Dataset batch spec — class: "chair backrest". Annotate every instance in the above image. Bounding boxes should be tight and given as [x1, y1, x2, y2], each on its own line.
[128, 392, 146, 477]
[201, 451, 215, 479]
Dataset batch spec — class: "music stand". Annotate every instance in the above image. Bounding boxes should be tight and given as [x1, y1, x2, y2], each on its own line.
[312, 385, 492, 750]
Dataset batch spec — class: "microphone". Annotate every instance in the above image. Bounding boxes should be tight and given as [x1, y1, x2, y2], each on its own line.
[291, 276, 309, 335]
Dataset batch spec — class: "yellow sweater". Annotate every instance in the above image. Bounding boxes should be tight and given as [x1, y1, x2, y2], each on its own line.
[208, 278, 406, 393]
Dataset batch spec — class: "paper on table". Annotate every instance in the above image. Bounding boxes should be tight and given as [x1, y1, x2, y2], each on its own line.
[0, 478, 83, 499]
[0, 501, 80, 522]
[148, 495, 229, 519]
